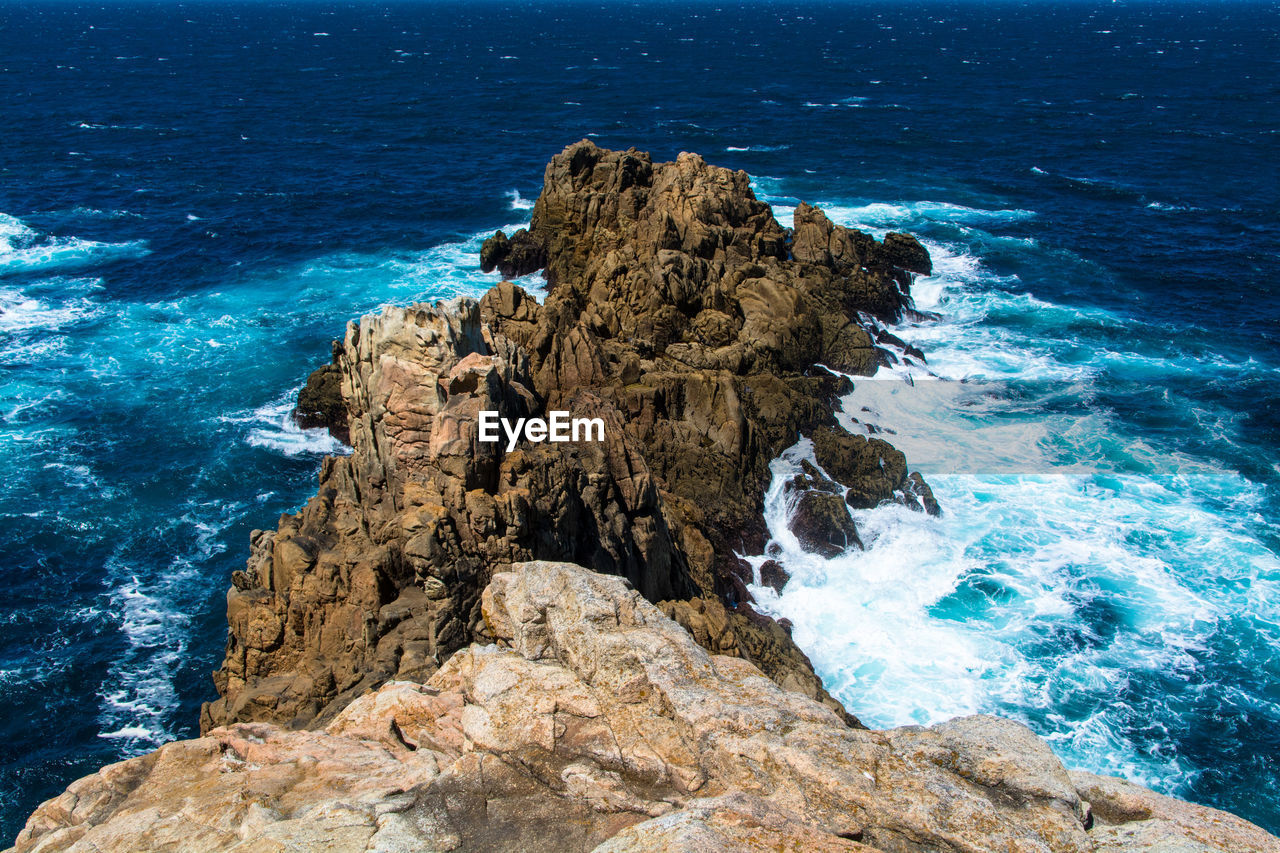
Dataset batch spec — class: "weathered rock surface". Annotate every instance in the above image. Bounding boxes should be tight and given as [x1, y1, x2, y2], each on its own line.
[12, 562, 1276, 853]
[480, 228, 546, 278]
[485, 140, 935, 579]
[1073, 771, 1280, 853]
[204, 141, 938, 733]
[204, 298, 698, 731]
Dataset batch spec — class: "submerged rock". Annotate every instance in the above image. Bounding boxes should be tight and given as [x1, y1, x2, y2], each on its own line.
[758, 559, 790, 593]
[11, 562, 1275, 853]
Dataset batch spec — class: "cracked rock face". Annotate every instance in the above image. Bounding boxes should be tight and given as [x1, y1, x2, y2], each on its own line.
[10, 562, 1276, 853]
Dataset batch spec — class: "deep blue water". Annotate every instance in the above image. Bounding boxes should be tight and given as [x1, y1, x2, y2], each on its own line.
[1, 0, 1277, 840]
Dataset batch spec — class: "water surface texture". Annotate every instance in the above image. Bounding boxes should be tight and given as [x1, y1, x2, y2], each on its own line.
[1, 0, 1277, 839]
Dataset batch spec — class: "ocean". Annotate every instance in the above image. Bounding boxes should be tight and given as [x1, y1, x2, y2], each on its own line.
[1, 0, 1276, 839]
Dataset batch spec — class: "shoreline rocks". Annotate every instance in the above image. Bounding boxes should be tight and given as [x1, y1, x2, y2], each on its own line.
[202, 140, 940, 734]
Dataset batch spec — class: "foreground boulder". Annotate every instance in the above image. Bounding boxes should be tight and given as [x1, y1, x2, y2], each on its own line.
[10, 562, 1275, 853]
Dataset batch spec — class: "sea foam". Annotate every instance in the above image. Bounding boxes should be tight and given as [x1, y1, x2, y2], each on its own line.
[0, 212, 148, 276]
[747, 189, 1280, 800]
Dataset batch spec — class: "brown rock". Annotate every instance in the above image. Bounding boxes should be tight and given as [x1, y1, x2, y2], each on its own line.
[293, 348, 348, 443]
[17, 142, 1271, 853]
[657, 594, 850, 724]
[759, 559, 790, 593]
[790, 491, 862, 557]
[480, 227, 548, 278]
[811, 424, 910, 510]
[879, 232, 933, 276]
[208, 141, 934, 751]
[479, 229, 510, 273]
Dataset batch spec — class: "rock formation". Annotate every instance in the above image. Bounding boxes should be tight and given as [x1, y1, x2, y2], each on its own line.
[205, 140, 936, 733]
[10, 563, 1276, 853]
[11, 142, 1275, 851]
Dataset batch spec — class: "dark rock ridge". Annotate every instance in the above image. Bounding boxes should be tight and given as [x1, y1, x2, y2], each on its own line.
[202, 140, 937, 734]
[294, 342, 348, 443]
[480, 227, 547, 279]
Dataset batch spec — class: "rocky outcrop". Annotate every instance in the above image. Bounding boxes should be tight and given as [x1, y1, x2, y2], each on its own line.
[480, 228, 546, 278]
[293, 343, 347, 442]
[204, 299, 696, 731]
[485, 141, 934, 576]
[11, 562, 1276, 853]
[202, 141, 939, 733]
[789, 490, 862, 556]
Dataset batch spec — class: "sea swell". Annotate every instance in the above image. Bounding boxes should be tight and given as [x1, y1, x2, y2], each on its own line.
[0, 212, 149, 277]
[747, 192, 1280, 811]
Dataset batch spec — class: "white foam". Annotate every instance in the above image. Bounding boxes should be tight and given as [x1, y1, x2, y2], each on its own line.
[844, 201, 1033, 232]
[239, 395, 350, 457]
[97, 573, 190, 748]
[99, 725, 157, 740]
[752, 430, 1277, 780]
[0, 211, 149, 275]
[0, 282, 104, 334]
[506, 189, 535, 210]
[69, 206, 142, 220]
